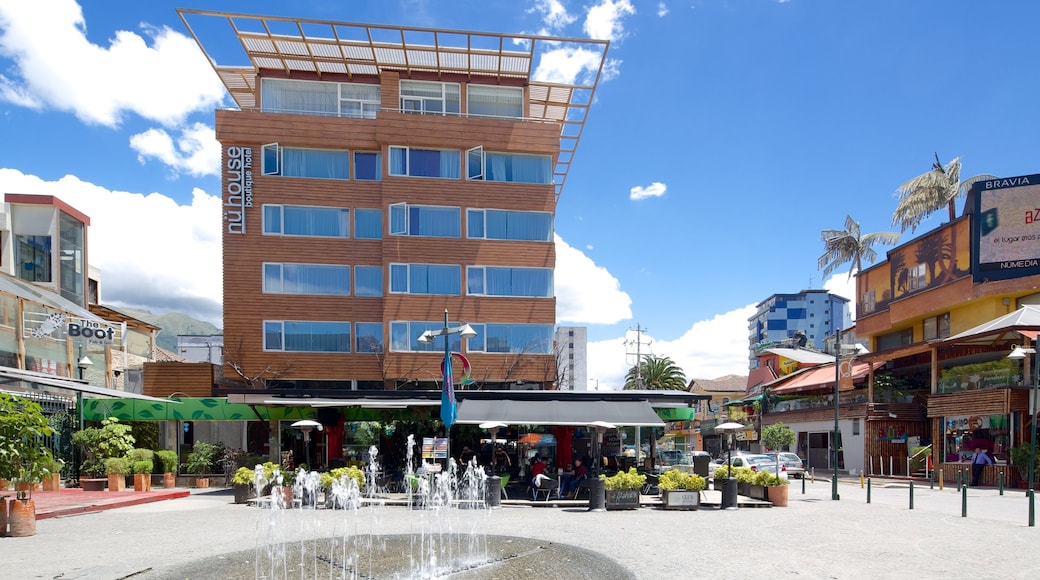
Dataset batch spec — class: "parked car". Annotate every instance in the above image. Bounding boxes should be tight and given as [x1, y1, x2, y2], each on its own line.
[708, 450, 758, 476]
[763, 452, 805, 478]
[722, 453, 787, 476]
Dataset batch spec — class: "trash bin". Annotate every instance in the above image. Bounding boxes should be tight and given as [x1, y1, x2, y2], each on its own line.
[587, 477, 606, 512]
[721, 477, 738, 510]
[486, 476, 501, 509]
[693, 455, 710, 478]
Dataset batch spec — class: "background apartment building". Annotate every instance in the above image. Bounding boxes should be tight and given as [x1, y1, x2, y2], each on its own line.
[182, 11, 609, 393]
[747, 290, 851, 368]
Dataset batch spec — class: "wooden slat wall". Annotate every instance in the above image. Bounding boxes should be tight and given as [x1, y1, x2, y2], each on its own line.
[142, 362, 215, 398]
[862, 420, 931, 476]
[217, 72, 562, 388]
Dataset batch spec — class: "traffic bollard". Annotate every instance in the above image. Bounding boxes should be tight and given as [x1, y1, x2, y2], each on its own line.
[909, 480, 914, 510]
[930, 469, 934, 490]
[860, 473, 865, 488]
[961, 484, 967, 518]
[939, 470, 944, 491]
[866, 478, 871, 504]
[801, 474, 805, 495]
[999, 472, 1004, 496]
[1030, 489, 1035, 528]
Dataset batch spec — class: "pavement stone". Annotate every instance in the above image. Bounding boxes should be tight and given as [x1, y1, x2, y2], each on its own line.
[1, 477, 1039, 579]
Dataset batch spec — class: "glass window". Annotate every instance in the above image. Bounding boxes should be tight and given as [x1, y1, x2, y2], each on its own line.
[354, 209, 382, 239]
[263, 263, 350, 295]
[264, 320, 351, 352]
[485, 153, 551, 184]
[354, 266, 383, 296]
[16, 235, 51, 283]
[466, 209, 551, 241]
[58, 212, 84, 305]
[943, 415, 1011, 464]
[280, 148, 350, 179]
[354, 151, 381, 181]
[467, 85, 523, 118]
[263, 205, 349, 237]
[390, 264, 461, 295]
[261, 78, 380, 118]
[466, 323, 553, 354]
[467, 266, 553, 297]
[388, 146, 460, 179]
[355, 322, 384, 353]
[391, 320, 465, 352]
[400, 80, 460, 115]
[388, 204, 460, 238]
[924, 313, 951, 340]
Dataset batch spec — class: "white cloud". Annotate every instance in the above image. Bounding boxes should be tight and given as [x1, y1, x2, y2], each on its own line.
[532, 46, 605, 85]
[630, 181, 667, 201]
[129, 122, 222, 178]
[528, 0, 576, 32]
[824, 269, 858, 320]
[555, 234, 632, 324]
[0, 0, 225, 127]
[657, 3, 669, 17]
[583, 0, 636, 41]
[587, 306, 756, 390]
[0, 168, 223, 326]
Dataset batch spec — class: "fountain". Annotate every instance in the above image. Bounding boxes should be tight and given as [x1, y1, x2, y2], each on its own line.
[156, 434, 634, 579]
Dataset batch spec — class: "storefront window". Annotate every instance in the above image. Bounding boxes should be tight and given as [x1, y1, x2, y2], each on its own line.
[943, 414, 1012, 463]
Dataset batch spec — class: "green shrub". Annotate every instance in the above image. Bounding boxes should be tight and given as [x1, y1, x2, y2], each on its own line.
[72, 417, 135, 478]
[132, 460, 153, 475]
[600, 467, 646, 491]
[184, 441, 221, 475]
[232, 467, 256, 486]
[104, 457, 130, 476]
[658, 468, 705, 491]
[155, 450, 179, 473]
[713, 465, 755, 483]
[320, 466, 365, 490]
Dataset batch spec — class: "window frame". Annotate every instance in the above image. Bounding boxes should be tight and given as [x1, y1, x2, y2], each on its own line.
[262, 262, 351, 296]
[390, 262, 462, 295]
[354, 265, 383, 297]
[262, 204, 350, 238]
[388, 203, 461, 238]
[263, 320, 352, 353]
[388, 146, 461, 179]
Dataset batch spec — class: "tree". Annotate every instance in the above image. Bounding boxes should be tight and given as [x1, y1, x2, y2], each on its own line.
[891, 153, 997, 233]
[623, 356, 687, 390]
[761, 422, 796, 476]
[818, 214, 900, 279]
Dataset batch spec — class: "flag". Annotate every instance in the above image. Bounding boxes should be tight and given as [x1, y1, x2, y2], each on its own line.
[440, 349, 457, 430]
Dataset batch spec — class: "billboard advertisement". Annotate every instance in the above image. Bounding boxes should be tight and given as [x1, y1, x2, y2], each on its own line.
[971, 173, 1040, 281]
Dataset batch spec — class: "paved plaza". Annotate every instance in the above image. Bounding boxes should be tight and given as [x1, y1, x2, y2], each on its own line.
[3, 477, 1040, 579]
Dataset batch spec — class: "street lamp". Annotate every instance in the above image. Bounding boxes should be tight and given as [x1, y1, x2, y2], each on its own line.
[416, 309, 477, 466]
[716, 421, 746, 510]
[832, 330, 869, 501]
[1009, 340, 1039, 526]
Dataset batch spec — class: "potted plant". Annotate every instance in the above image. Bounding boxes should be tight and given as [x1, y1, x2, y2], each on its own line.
[39, 455, 65, 492]
[658, 468, 705, 510]
[184, 441, 220, 488]
[750, 469, 774, 501]
[0, 393, 54, 536]
[130, 449, 154, 492]
[155, 450, 179, 488]
[763, 472, 791, 507]
[71, 417, 135, 491]
[600, 467, 645, 510]
[104, 457, 130, 492]
[1010, 445, 1039, 488]
[761, 422, 796, 476]
[276, 468, 297, 508]
[232, 467, 257, 504]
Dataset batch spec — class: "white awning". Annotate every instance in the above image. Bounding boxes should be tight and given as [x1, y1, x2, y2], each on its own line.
[0, 365, 179, 403]
[456, 399, 664, 427]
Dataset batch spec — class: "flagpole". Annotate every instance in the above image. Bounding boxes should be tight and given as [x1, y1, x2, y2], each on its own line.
[442, 309, 452, 470]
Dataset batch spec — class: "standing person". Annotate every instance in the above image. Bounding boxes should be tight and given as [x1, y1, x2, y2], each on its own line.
[971, 446, 993, 486]
[494, 446, 511, 474]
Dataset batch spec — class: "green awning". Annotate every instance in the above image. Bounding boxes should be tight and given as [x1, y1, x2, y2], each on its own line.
[655, 407, 697, 421]
[83, 397, 317, 422]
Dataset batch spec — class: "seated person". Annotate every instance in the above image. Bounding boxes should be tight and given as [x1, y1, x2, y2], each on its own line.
[529, 457, 556, 499]
[565, 458, 589, 497]
[559, 462, 576, 496]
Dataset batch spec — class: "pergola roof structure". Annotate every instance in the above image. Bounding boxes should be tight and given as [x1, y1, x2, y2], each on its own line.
[178, 9, 610, 201]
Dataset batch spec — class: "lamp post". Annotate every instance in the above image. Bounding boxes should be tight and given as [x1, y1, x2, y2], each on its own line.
[832, 330, 869, 501]
[290, 419, 323, 471]
[417, 310, 477, 468]
[1009, 340, 1039, 526]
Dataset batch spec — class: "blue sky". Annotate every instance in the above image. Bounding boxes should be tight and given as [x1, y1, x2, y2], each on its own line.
[2, 1, 1038, 389]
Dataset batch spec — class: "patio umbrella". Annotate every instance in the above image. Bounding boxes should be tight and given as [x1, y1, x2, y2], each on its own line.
[518, 433, 545, 445]
[534, 434, 557, 446]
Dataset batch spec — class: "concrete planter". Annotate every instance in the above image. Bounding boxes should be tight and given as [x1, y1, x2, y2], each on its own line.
[604, 489, 639, 510]
[768, 485, 789, 507]
[661, 489, 701, 510]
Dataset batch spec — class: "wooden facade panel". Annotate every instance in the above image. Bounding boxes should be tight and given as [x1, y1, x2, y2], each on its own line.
[375, 111, 560, 153]
[926, 389, 1013, 417]
[143, 362, 215, 398]
[216, 110, 379, 150]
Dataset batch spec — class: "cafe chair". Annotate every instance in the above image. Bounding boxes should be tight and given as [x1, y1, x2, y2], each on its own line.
[531, 477, 560, 501]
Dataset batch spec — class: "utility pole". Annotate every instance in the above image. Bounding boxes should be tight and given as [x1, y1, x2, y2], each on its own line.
[624, 324, 651, 389]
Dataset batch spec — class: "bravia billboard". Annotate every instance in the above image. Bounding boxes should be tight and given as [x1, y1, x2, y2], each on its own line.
[971, 173, 1040, 281]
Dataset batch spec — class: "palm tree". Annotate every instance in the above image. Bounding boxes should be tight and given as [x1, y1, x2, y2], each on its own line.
[891, 153, 997, 233]
[818, 215, 900, 280]
[623, 355, 687, 390]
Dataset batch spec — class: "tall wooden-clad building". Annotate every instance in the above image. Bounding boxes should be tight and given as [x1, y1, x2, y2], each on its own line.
[181, 10, 609, 392]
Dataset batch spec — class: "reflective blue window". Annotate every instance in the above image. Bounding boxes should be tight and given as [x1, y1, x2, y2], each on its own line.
[263, 263, 350, 295]
[354, 266, 383, 296]
[390, 264, 461, 295]
[466, 209, 551, 241]
[467, 267, 552, 297]
[466, 324, 554, 354]
[264, 321, 350, 352]
[355, 322, 384, 353]
[354, 209, 382, 239]
[263, 205, 349, 237]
